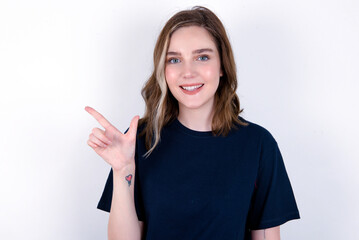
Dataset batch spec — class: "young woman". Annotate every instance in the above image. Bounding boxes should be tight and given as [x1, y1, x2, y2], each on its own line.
[85, 6, 300, 240]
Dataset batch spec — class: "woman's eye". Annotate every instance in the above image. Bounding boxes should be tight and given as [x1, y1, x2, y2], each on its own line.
[198, 55, 209, 61]
[168, 58, 180, 64]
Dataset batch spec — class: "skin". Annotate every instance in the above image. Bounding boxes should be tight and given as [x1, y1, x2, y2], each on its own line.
[251, 226, 280, 240]
[85, 106, 143, 240]
[85, 106, 139, 171]
[165, 25, 222, 131]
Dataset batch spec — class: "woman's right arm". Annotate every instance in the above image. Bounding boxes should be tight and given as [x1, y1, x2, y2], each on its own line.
[85, 106, 143, 240]
[108, 165, 143, 240]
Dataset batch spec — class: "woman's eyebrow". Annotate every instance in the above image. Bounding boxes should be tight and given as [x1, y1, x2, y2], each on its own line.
[166, 48, 214, 56]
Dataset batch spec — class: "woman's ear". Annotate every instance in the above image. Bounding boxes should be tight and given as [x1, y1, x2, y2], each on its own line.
[220, 69, 223, 77]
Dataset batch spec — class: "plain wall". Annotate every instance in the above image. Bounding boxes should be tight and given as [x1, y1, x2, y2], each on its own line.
[1, 0, 358, 239]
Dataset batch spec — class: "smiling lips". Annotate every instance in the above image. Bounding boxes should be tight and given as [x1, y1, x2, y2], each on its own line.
[180, 84, 204, 95]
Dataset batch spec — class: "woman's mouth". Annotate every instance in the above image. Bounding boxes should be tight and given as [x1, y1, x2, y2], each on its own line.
[180, 84, 204, 91]
[179, 84, 204, 95]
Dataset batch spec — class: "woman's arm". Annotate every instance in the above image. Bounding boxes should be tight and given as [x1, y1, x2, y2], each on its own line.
[85, 107, 142, 240]
[108, 164, 142, 240]
[251, 226, 280, 240]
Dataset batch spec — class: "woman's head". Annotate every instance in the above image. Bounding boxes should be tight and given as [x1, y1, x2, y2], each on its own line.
[165, 25, 222, 117]
[140, 6, 247, 156]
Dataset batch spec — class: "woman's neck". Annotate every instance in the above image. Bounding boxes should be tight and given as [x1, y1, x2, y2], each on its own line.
[177, 106, 214, 132]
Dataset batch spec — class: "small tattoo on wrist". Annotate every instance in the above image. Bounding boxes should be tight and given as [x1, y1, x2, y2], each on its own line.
[125, 174, 133, 187]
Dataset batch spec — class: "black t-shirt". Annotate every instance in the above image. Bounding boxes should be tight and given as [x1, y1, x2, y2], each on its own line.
[97, 117, 300, 239]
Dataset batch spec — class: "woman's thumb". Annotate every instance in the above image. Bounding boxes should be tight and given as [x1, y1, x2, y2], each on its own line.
[128, 115, 140, 138]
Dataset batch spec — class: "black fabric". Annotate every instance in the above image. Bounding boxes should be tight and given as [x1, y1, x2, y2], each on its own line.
[97, 116, 300, 239]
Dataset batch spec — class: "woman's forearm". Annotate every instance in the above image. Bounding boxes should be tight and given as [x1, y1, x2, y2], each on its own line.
[108, 164, 141, 240]
[251, 226, 280, 240]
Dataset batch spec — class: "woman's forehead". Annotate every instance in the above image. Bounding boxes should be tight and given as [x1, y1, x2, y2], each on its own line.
[167, 26, 217, 52]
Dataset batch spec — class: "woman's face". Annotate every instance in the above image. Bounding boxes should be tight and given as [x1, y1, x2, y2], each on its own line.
[165, 26, 222, 115]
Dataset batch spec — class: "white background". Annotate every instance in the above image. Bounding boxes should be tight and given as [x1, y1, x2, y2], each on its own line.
[1, 0, 358, 239]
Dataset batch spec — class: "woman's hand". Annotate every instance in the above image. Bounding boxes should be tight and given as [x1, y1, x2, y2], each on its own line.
[85, 106, 139, 171]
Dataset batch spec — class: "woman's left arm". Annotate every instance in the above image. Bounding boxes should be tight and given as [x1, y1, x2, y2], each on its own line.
[251, 226, 280, 240]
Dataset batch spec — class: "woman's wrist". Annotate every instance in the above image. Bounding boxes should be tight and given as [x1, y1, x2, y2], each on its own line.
[112, 164, 136, 188]
[112, 163, 136, 175]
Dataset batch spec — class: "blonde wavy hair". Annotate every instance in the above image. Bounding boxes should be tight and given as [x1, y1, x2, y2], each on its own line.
[138, 6, 248, 157]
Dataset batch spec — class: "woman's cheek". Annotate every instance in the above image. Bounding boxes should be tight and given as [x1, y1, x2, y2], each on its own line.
[202, 65, 219, 80]
[165, 67, 178, 83]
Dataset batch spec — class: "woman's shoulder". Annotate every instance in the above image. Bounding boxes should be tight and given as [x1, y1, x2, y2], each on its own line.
[236, 115, 278, 147]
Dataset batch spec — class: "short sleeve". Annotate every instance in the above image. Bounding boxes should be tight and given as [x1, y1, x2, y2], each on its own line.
[246, 135, 300, 230]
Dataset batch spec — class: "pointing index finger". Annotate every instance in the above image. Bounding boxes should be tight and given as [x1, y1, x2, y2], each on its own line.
[85, 106, 114, 130]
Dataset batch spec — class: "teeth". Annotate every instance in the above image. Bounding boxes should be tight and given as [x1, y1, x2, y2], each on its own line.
[181, 84, 203, 91]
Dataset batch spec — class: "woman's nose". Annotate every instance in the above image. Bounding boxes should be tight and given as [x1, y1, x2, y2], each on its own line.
[182, 61, 196, 79]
